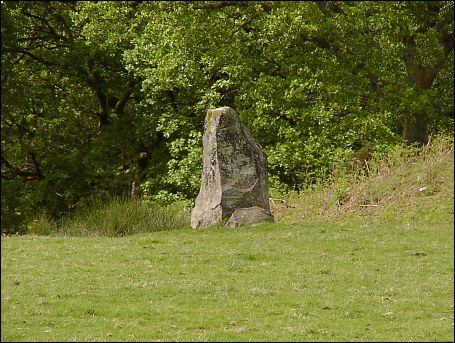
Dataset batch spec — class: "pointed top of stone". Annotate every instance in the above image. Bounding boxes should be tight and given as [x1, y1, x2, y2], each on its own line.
[210, 106, 233, 112]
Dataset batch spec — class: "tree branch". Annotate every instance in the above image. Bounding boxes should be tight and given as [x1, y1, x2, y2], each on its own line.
[186, 1, 250, 10]
[115, 80, 138, 116]
[18, 50, 56, 66]
[86, 71, 110, 126]
[186, 1, 272, 12]
[316, 1, 345, 15]
[226, 11, 262, 43]
[21, 8, 68, 43]
[1, 153, 43, 181]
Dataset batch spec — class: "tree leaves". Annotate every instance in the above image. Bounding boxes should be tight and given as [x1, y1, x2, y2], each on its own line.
[1, 1, 453, 233]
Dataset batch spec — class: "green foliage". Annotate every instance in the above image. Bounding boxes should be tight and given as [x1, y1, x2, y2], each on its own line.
[1, 1, 453, 233]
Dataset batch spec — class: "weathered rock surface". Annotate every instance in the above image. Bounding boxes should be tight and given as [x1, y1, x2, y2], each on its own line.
[191, 107, 274, 228]
[225, 206, 275, 228]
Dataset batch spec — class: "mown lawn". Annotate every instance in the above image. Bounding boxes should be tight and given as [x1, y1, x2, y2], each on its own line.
[2, 215, 453, 342]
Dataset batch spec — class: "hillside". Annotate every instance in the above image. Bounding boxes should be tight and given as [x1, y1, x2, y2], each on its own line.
[271, 135, 454, 226]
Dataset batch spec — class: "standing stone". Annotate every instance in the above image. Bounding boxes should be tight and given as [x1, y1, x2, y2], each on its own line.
[191, 107, 274, 228]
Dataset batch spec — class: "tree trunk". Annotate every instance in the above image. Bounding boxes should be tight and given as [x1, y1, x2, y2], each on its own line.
[403, 64, 436, 146]
[403, 112, 428, 146]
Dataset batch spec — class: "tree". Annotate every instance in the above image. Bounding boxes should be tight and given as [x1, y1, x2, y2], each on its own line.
[331, 1, 454, 145]
[1, 1, 453, 233]
[1, 1, 144, 231]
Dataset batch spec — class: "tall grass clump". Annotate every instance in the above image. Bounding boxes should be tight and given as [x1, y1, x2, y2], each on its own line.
[27, 197, 190, 237]
[26, 213, 57, 236]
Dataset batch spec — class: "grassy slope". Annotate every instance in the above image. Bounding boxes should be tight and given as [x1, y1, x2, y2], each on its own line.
[2, 139, 454, 342]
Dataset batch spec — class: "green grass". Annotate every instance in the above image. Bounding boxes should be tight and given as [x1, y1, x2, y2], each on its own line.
[271, 134, 454, 225]
[2, 135, 454, 341]
[27, 198, 190, 237]
[2, 217, 453, 342]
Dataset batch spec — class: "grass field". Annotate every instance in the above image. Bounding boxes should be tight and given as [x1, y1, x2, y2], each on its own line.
[2, 214, 453, 341]
[1, 136, 454, 341]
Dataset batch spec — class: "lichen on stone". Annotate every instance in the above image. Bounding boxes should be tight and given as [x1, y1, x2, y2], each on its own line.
[191, 107, 274, 228]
